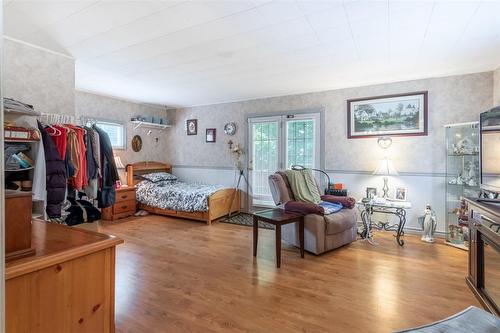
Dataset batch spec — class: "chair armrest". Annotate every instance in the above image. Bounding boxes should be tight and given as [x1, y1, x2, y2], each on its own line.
[284, 201, 324, 215]
[320, 195, 356, 209]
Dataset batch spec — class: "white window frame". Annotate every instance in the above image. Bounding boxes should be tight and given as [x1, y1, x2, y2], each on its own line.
[88, 118, 127, 150]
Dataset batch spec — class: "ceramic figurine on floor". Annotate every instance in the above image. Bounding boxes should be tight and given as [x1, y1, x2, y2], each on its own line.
[418, 204, 437, 243]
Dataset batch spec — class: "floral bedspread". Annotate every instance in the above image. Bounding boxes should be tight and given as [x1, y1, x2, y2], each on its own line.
[136, 180, 228, 212]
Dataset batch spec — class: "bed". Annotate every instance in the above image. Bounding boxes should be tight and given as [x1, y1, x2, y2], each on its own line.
[126, 161, 240, 225]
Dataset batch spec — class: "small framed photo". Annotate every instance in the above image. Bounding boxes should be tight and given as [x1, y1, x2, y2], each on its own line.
[395, 187, 407, 201]
[187, 119, 197, 135]
[206, 128, 216, 143]
[366, 187, 377, 199]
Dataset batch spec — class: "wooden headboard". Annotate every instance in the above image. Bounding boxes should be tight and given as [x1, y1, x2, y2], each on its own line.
[126, 161, 172, 186]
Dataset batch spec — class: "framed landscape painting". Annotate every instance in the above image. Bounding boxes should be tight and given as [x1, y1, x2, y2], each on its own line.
[347, 91, 428, 138]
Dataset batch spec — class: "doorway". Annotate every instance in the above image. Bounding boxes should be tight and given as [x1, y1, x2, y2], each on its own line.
[248, 111, 322, 207]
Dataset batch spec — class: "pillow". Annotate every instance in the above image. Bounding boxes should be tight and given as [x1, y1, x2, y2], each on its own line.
[140, 172, 177, 182]
[284, 200, 324, 215]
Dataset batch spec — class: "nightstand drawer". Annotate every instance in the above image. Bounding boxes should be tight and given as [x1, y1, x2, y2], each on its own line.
[116, 190, 135, 203]
[113, 200, 136, 214]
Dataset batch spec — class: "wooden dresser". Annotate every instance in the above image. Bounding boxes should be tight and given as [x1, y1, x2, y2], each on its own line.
[5, 190, 35, 261]
[101, 186, 136, 221]
[6, 221, 123, 333]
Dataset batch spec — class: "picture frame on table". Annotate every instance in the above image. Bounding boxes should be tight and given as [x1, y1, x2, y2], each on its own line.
[366, 187, 377, 199]
[206, 128, 216, 143]
[347, 91, 428, 139]
[187, 119, 197, 135]
[395, 187, 408, 201]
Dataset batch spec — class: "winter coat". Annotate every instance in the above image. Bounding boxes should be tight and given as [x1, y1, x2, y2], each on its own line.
[93, 125, 119, 208]
[37, 121, 67, 218]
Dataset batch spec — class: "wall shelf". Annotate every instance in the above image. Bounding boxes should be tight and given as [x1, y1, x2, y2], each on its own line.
[131, 120, 171, 130]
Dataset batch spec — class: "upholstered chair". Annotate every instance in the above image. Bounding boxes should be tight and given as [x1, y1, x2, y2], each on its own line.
[268, 172, 358, 255]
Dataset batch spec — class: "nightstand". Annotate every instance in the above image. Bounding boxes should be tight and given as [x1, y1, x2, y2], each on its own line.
[101, 186, 136, 221]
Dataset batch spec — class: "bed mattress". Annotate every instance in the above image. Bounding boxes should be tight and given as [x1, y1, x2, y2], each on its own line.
[136, 180, 228, 212]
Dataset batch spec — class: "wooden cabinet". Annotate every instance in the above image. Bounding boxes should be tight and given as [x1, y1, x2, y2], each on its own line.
[6, 221, 123, 332]
[101, 186, 136, 221]
[465, 198, 500, 316]
[5, 190, 35, 261]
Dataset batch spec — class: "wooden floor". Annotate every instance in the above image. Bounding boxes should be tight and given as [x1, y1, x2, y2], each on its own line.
[93, 215, 479, 333]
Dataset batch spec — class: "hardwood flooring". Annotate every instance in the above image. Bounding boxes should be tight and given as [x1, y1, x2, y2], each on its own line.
[93, 215, 479, 333]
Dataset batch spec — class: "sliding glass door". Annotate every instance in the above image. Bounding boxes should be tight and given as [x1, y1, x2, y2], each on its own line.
[248, 113, 320, 207]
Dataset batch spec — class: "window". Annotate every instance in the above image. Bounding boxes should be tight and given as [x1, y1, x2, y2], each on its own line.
[88, 119, 126, 150]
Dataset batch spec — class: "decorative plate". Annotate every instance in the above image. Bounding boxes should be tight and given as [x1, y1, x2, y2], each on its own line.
[224, 122, 237, 136]
[132, 135, 143, 152]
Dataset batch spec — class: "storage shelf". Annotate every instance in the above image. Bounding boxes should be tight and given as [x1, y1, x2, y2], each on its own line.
[447, 153, 479, 156]
[5, 139, 39, 143]
[445, 241, 468, 251]
[5, 167, 34, 172]
[131, 120, 171, 130]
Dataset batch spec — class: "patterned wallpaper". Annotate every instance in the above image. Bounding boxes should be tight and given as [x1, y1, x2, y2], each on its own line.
[75, 91, 170, 165]
[167, 72, 493, 174]
[494, 67, 500, 106]
[3, 38, 75, 115]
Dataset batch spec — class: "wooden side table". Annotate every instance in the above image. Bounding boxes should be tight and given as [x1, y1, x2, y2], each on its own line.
[101, 186, 137, 221]
[253, 209, 305, 268]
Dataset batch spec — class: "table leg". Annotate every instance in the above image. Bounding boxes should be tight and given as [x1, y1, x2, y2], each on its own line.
[299, 217, 304, 258]
[395, 209, 406, 246]
[253, 215, 258, 256]
[275, 223, 281, 268]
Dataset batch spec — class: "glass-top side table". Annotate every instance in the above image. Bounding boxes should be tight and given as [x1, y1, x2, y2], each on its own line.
[358, 200, 412, 246]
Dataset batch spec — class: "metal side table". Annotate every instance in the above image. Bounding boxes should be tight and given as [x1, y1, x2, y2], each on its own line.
[358, 200, 412, 246]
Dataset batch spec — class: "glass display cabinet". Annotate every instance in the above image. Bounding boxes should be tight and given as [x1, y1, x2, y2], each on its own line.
[445, 122, 480, 250]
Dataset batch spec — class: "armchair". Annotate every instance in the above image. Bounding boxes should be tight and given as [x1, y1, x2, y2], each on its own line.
[268, 171, 357, 255]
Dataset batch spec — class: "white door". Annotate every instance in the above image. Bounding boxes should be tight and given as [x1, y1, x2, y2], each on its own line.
[248, 113, 321, 207]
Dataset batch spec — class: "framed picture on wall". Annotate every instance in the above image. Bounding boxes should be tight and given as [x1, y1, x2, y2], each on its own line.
[187, 119, 197, 135]
[206, 128, 216, 143]
[347, 91, 428, 138]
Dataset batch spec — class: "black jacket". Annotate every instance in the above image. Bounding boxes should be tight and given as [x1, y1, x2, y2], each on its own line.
[38, 121, 67, 218]
[93, 125, 119, 208]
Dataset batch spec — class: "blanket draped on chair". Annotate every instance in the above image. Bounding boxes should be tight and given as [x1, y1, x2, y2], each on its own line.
[284, 169, 321, 204]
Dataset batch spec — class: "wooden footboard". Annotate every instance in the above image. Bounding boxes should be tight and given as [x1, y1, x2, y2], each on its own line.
[138, 188, 240, 225]
[208, 188, 240, 224]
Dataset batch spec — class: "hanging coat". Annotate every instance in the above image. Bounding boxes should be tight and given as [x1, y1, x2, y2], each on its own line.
[93, 125, 119, 208]
[37, 121, 67, 218]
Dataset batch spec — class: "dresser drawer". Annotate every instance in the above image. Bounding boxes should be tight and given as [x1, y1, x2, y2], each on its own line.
[115, 190, 135, 203]
[113, 200, 136, 214]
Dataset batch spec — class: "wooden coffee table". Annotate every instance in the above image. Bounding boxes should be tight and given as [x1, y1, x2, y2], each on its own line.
[252, 209, 305, 268]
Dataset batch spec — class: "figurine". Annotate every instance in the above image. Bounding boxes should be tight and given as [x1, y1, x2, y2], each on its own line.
[453, 138, 474, 155]
[458, 199, 469, 222]
[418, 204, 437, 243]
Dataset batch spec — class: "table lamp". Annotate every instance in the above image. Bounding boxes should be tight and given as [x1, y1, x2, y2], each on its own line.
[373, 157, 398, 198]
[114, 156, 126, 187]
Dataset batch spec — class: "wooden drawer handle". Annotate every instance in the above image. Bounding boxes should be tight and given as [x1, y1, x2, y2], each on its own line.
[120, 195, 129, 199]
[121, 205, 128, 210]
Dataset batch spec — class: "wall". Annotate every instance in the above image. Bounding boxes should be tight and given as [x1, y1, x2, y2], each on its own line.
[167, 72, 494, 232]
[3, 38, 168, 165]
[75, 91, 170, 165]
[494, 67, 500, 106]
[3, 38, 75, 115]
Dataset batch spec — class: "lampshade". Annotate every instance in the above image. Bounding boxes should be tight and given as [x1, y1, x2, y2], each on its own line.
[373, 158, 398, 176]
[114, 156, 125, 169]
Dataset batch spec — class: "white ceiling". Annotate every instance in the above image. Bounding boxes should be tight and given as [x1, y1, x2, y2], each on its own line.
[4, 0, 500, 107]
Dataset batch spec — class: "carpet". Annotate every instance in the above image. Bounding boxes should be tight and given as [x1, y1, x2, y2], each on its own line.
[220, 213, 275, 230]
[396, 306, 500, 333]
